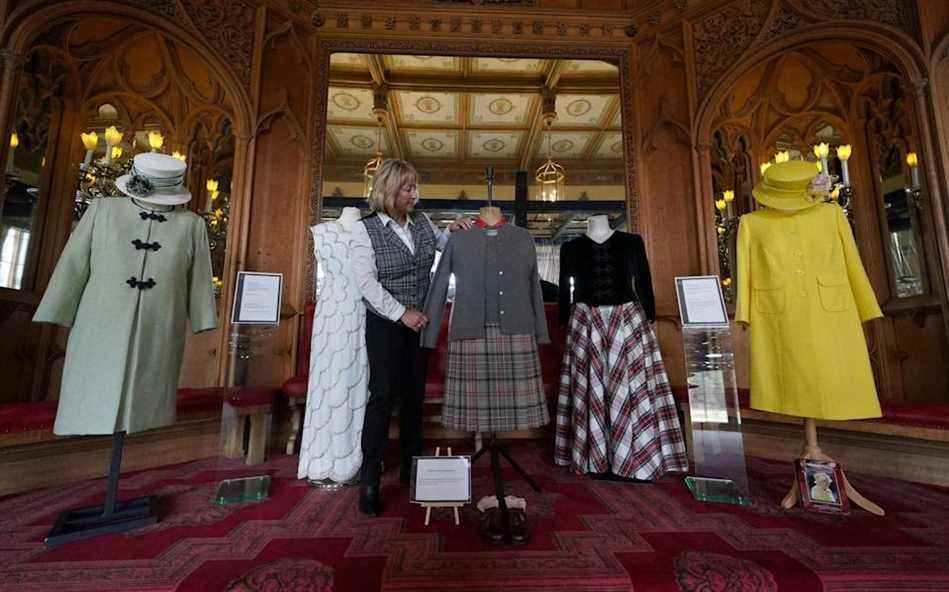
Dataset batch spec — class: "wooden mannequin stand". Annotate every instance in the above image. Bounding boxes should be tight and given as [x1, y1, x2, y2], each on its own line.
[781, 418, 885, 516]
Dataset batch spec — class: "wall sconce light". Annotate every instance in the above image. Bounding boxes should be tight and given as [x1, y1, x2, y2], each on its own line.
[905, 152, 922, 210]
[148, 131, 164, 152]
[81, 131, 98, 168]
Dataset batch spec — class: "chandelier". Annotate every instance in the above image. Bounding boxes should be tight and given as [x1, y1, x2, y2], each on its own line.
[535, 111, 565, 202]
[363, 105, 387, 198]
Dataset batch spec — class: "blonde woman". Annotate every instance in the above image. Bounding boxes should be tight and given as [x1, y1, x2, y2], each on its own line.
[350, 159, 471, 516]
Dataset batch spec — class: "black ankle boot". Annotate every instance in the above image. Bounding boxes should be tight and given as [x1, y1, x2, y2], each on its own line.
[359, 484, 379, 517]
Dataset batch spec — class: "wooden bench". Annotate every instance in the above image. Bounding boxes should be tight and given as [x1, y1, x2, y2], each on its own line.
[0, 385, 278, 495]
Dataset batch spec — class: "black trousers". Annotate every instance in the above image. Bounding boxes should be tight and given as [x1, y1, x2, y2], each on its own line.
[360, 310, 428, 488]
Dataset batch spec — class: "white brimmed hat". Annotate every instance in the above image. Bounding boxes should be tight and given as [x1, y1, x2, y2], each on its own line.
[116, 152, 191, 205]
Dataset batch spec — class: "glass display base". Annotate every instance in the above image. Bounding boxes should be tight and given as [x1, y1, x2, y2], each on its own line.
[214, 475, 271, 505]
[685, 476, 753, 506]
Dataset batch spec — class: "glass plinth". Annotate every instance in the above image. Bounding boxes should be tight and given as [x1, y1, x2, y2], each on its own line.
[685, 476, 753, 506]
[214, 475, 271, 505]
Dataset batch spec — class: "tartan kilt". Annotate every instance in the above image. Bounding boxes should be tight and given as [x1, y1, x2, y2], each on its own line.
[442, 324, 550, 432]
[554, 301, 688, 479]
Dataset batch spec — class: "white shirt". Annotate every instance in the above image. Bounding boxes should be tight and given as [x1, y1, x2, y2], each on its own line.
[350, 212, 450, 322]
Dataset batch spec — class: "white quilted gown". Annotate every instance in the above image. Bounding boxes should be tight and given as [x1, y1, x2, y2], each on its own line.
[297, 221, 369, 482]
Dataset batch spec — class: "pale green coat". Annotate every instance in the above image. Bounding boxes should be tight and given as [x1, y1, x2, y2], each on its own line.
[34, 197, 217, 435]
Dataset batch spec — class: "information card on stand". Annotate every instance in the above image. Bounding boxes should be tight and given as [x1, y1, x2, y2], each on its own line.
[675, 275, 729, 327]
[231, 271, 283, 325]
[411, 456, 471, 503]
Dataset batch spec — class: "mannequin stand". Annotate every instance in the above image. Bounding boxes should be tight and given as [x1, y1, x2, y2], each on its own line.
[781, 418, 884, 516]
[471, 434, 540, 543]
[45, 431, 157, 546]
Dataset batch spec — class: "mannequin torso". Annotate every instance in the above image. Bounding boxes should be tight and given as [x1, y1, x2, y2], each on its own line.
[586, 214, 614, 244]
[337, 206, 361, 231]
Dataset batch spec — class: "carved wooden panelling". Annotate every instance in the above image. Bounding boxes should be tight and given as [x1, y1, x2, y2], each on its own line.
[788, 0, 917, 38]
[111, 0, 257, 88]
[692, 0, 771, 101]
[693, 0, 920, 103]
[179, 0, 256, 86]
[120, 0, 181, 20]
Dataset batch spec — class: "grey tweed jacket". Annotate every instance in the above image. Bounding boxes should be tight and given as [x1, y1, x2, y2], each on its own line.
[421, 224, 550, 348]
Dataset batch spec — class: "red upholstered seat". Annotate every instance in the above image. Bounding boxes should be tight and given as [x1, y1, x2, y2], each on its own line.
[879, 402, 949, 430]
[176, 387, 227, 414]
[282, 376, 308, 399]
[0, 402, 57, 434]
[225, 386, 278, 408]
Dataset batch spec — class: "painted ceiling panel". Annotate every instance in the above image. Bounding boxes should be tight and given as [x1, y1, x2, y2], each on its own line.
[594, 131, 624, 159]
[468, 131, 523, 160]
[405, 130, 460, 159]
[327, 87, 376, 123]
[469, 93, 535, 127]
[471, 57, 545, 74]
[394, 90, 459, 125]
[328, 125, 389, 156]
[553, 94, 615, 128]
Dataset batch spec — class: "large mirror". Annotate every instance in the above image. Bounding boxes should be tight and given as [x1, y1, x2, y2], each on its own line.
[0, 50, 62, 291]
[319, 53, 628, 297]
[879, 145, 927, 298]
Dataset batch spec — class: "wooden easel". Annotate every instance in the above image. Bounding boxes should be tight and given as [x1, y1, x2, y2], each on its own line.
[781, 418, 885, 516]
[419, 447, 463, 526]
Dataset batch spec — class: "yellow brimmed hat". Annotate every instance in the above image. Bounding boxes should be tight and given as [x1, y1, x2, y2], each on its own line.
[752, 160, 822, 211]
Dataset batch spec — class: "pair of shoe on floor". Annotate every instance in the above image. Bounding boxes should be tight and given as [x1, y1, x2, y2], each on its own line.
[359, 469, 411, 517]
[480, 506, 529, 544]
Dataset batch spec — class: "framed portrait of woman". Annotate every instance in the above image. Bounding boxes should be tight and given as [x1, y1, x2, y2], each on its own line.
[795, 459, 850, 514]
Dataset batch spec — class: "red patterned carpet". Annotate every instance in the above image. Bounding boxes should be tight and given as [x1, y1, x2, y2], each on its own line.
[2, 440, 949, 592]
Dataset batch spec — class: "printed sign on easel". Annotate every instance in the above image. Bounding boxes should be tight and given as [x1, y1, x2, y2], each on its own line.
[410, 448, 471, 526]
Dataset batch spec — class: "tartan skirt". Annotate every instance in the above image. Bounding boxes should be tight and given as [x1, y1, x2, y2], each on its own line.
[442, 324, 550, 432]
[555, 301, 688, 480]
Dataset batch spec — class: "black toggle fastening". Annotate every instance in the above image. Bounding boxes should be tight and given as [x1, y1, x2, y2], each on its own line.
[139, 211, 167, 222]
[126, 276, 156, 290]
[131, 239, 161, 251]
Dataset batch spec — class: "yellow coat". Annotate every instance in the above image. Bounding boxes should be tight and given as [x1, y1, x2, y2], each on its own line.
[735, 203, 883, 420]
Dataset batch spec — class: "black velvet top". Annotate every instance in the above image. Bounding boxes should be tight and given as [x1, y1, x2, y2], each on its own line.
[558, 231, 656, 326]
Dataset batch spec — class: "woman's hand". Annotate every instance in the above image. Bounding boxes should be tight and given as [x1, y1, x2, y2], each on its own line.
[449, 217, 474, 232]
[400, 309, 428, 332]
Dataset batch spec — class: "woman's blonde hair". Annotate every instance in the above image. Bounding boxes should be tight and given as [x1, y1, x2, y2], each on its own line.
[367, 159, 418, 217]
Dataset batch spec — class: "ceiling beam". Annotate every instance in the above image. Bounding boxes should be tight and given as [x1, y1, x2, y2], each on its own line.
[366, 55, 387, 86]
[459, 93, 470, 162]
[328, 73, 619, 95]
[545, 59, 569, 89]
[519, 96, 546, 171]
